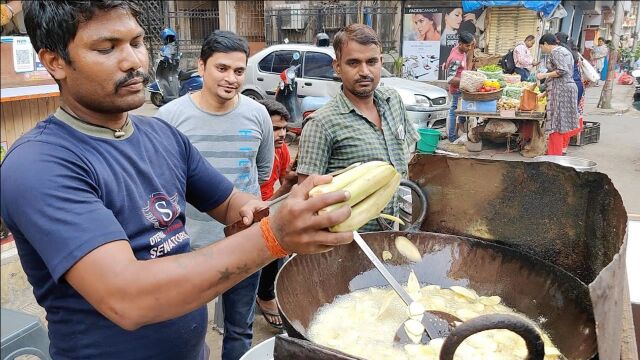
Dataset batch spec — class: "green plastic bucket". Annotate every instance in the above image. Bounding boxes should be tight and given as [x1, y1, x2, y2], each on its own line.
[417, 128, 440, 153]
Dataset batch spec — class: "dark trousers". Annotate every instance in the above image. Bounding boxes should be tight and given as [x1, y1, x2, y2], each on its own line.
[514, 67, 530, 81]
[220, 271, 260, 360]
[257, 259, 283, 301]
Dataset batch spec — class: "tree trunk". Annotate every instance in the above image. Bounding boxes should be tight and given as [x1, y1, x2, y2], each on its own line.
[597, 0, 624, 109]
[597, 49, 618, 109]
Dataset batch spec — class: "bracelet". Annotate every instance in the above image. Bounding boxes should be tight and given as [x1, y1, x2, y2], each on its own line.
[259, 217, 288, 258]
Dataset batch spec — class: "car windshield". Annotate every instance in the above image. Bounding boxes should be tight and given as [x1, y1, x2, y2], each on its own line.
[381, 68, 393, 78]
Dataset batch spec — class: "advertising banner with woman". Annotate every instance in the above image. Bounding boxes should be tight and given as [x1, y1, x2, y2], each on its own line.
[403, 6, 479, 80]
[402, 7, 442, 81]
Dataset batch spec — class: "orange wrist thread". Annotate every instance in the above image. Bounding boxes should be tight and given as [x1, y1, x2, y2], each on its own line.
[260, 217, 288, 258]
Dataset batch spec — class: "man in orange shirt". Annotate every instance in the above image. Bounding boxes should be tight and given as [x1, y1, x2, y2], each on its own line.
[256, 99, 297, 328]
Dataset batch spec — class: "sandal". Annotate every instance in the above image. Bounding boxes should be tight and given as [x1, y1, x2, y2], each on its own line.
[256, 299, 283, 329]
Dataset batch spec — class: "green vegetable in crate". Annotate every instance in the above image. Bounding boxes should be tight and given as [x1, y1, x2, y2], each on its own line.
[479, 64, 502, 72]
[503, 86, 523, 99]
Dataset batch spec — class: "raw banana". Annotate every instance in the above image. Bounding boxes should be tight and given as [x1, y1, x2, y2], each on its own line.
[308, 161, 388, 197]
[309, 161, 401, 232]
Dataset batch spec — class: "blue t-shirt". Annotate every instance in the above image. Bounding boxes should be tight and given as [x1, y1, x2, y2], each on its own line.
[0, 111, 233, 359]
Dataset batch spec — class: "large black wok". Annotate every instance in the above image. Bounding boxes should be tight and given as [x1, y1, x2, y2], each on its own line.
[275, 231, 597, 359]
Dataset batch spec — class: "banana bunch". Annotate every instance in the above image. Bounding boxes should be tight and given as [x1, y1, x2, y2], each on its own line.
[309, 161, 401, 232]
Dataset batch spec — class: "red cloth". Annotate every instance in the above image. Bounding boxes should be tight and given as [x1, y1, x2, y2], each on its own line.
[547, 132, 564, 155]
[562, 116, 584, 149]
[260, 144, 291, 201]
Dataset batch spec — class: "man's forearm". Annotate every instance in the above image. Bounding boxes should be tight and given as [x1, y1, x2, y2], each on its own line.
[86, 226, 275, 330]
[132, 226, 273, 328]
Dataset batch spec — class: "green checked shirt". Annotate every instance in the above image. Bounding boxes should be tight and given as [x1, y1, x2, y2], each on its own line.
[297, 86, 419, 231]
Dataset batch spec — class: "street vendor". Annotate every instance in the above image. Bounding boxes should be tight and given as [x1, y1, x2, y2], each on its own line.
[0, 2, 353, 359]
[296, 24, 418, 231]
[445, 32, 475, 142]
[513, 35, 539, 81]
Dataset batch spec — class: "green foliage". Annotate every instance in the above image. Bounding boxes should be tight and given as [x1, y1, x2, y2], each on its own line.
[386, 52, 405, 77]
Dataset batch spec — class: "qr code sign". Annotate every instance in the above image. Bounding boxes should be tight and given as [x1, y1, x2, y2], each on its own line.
[15, 49, 32, 66]
[12, 37, 35, 73]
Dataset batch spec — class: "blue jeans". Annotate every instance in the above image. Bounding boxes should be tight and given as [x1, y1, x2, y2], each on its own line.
[221, 271, 260, 360]
[447, 92, 465, 142]
[514, 67, 530, 82]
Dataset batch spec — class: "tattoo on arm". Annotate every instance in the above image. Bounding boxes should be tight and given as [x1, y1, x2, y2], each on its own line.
[217, 263, 252, 283]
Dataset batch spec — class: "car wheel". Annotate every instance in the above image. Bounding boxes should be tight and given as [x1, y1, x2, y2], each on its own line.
[150, 92, 164, 107]
[243, 90, 263, 101]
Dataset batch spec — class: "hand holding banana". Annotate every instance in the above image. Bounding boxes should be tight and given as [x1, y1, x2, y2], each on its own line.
[269, 161, 401, 254]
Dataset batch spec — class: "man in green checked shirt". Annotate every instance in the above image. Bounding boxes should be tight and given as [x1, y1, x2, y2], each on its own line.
[296, 24, 419, 231]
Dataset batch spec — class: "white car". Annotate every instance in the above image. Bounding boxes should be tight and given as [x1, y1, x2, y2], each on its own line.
[242, 44, 449, 129]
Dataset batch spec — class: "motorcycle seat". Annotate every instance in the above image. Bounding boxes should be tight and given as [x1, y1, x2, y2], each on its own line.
[178, 69, 198, 81]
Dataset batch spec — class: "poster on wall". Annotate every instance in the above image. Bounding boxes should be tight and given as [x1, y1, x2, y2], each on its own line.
[402, 7, 442, 81]
[402, 6, 480, 80]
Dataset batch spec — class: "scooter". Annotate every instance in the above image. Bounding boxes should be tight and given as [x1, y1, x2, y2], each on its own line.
[275, 63, 303, 130]
[147, 57, 203, 107]
[274, 61, 329, 142]
[147, 28, 203, 107]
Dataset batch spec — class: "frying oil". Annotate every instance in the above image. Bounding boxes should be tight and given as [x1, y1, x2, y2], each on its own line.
[307, 272, 563, 360]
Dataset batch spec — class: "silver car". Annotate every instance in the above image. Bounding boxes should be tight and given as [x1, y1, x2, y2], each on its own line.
[242, 44, 449, 129]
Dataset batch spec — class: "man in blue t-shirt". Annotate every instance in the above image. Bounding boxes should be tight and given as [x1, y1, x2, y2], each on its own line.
[0, 2, 353, 360]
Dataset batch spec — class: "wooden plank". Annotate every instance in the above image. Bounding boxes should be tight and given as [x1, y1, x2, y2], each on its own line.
[13, 99, 26, 141]
[5, 102, 18, 148]
[0, 103, 9, 147]
[19, 99, 30, 134]
[53, 97, 61, 112]
[0, 105, 9, 147]
[0, 92, 60, 103]
[45, 96, 57, 115]
[28, 97, 43, 130]
[37, 97, 48, 120]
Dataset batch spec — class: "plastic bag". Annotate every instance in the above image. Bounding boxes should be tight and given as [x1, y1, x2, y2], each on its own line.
[503, 86, 523, 99]
[617, 73, 634, 85]
[460, 70, 487, 93]
[579, 55, 599, 83]
[484, 119, 517, 134]
[519, 88, 537, 111]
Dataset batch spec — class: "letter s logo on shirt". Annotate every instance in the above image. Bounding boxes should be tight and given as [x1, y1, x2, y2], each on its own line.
[142, 193, 181, 229]
[154, 201, 174, 221]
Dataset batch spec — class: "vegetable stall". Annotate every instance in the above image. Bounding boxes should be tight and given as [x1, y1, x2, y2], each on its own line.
[455, 65, 547, 157]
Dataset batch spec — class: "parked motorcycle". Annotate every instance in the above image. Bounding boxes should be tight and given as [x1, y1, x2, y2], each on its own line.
[275, 63, 303, 129]
[274, 52, 331, 142]
[147, 28, 203, 107]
